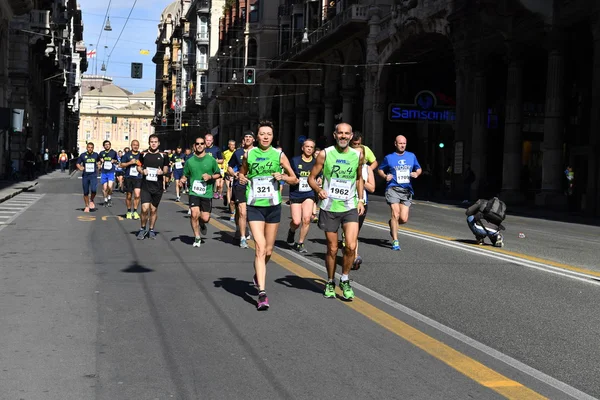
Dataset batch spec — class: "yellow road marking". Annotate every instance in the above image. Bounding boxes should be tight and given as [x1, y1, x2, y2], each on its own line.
[365, 219, 600, 278]
[102, 215, 124, 221]
[206, 216, 547, 399]
[77, 215, 95, 221]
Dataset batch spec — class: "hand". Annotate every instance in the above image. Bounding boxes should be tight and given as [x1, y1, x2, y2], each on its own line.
[142, 169, 147, 176]
[179, 178, 185, 187]
[410, 172, 418, 178]
[272, 172, 283, 181]
[386, 174, 393, 182]
[357, 202, 365, 216]
[238, 174, 248, 185]
[202, 173, 211, 181]
[157, 169, 163, 176]
[317, 189, 328, 200]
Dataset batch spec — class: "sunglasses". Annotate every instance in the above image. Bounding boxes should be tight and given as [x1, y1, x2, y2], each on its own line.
[195, 142, 205, 145]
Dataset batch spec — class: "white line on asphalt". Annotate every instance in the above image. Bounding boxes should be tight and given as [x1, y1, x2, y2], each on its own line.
[363, 222, 600, 286]
[275, 244, 595, 400]
[0, 194, 45, 233]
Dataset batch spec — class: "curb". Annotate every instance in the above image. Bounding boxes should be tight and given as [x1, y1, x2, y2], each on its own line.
[0, 181, 38, 204]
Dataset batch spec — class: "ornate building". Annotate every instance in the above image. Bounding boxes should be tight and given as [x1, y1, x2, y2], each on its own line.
[0, 0, 87, 177]
[208, 0, 600, 215]
[77, 76, 155, 152]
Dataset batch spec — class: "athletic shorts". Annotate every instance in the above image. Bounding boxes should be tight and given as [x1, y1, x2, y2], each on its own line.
[189, 195, 212, 213]
[247, 204, 281, 223]
[115, 170, 124, 177]
[124, 178, 142, 193]
[173, 169, 184, 180]
[232, 184, 247, 204]
[385, 186, 413, 206]
[101, 172, 115, 184]
[318, 209, 359, 233]
[82, 174, 97, 195]
[289, 196, 314, 204]
[141, 189, 163, 208]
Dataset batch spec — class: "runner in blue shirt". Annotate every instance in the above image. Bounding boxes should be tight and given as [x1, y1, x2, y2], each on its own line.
[172, 146, 186, 202]
[377, 134, 422, 251]
[75, 142, 100, 213]
[98, 140, 119, 207]
[227, 131, 254, 247]
[115, 150, 124, 192]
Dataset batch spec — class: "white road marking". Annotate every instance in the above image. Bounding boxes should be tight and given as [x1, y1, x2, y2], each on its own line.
[0, 194, 44, 233]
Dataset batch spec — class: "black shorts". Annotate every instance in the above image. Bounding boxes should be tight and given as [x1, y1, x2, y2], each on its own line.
[116, 171, 125, 177]
[247, 205, 281, 223]
[124, 178, 142, 193]
[189, 195, 212, 213]
[289, 196, 314, 204]
[141, 189, 163, 208]
[232, 184, 247, 204]
[318, 209, 359, 233]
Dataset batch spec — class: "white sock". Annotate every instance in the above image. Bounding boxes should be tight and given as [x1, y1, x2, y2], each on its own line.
[341, 274, 349, 282]
[107, 195, 111, 200]
[104, 198, 108, 202]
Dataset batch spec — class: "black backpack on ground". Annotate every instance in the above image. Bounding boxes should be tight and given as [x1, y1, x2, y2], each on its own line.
[482, 197, 506, 228]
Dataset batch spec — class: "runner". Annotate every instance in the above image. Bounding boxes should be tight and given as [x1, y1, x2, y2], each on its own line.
[115, 150, 124, 192]
[75, 142, 100, 213]
[308, 122, 365, 300]
[136, 135, 170, 240]
[120, 140, 142, 220]
[221, 139, 236, 209]
[204, 133, 224, 200]
[182, 147, 192, 194]
[227, 131, 254, 248]
[238, 121, 297, 310]
[377, 134, 422, 250]
[286, 138, 318, 253]
[171, 146, 186, 202]
[312, 147, 322, 223]
[179, 137, 221, 247]
[162, 149, 172, 193]
[350, 131, 378, 171]
[98, 140, 118, 207]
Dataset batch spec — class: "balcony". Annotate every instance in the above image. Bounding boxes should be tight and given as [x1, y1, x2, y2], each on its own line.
[196, 0, 210, 12]
[183, 54, 194, 65]
[196, 32, 209, 44]
[196, 61, 208, 71]
[30, 9, 50, 30]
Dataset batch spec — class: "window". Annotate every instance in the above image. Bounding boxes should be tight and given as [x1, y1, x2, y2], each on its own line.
[197, 46, 207, 70]
[86, 131, 91, 140]
[247, 39, 257, 66]
[198, 16, 208, 40]
[105, 131, 110, 140]
[199, 75, 207, 95]
[124, 135, 129, 141]
[249, 0, 259, 23]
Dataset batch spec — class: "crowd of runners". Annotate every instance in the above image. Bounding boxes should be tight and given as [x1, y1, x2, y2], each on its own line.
[75, 121, 423, 311]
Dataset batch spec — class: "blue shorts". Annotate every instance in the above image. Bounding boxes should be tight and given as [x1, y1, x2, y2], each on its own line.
[173, 169, 184, 180]
[82, 174, 98, 195]
[101, 172, 115, 184]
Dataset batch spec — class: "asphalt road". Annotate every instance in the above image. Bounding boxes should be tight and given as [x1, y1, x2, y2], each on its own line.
[1, 174, 599, 400]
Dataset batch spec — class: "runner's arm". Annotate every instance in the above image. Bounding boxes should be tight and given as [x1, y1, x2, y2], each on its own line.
[238, 154, 249, 184]
[357, 155, 365, 202]
[308, 151, 325, 194]
[365, 167, 376, 193]
[278, 153, 298, 185]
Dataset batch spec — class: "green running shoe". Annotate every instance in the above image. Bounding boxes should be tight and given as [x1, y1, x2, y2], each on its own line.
[339, 280, 355, 300]
[323, 281, 336, 298]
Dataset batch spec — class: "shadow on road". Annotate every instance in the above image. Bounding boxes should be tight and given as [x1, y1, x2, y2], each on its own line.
[121, 262, 154, 273]
[274, 275, 325, 294]
[170, 235, 195, 245]
[214, 277, 257, 306]
[214, 230, 239, 246]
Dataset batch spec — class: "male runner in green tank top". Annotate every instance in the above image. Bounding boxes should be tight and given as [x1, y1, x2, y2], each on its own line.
[308, 122, 365, 300]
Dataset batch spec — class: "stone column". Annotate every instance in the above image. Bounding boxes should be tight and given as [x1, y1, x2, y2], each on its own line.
[323, 99, 335, 141]
[234, 123, 242, 144]
[536, 35, 566, 207]
[341, 90, 354, 126]
[371, 101, 385, 159]
[501, 49, 524, 203]
[294, 108, 306, 157]
[308, 104, 319, 140]
[470, 68, 487, 197]
[281, 113, 294, 154]
[586, 20, 600, 215]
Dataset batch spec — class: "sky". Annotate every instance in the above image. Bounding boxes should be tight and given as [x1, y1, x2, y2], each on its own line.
[79, 0, 174, 94]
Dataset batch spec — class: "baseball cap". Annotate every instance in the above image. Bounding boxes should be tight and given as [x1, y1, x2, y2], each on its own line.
[243, 130, 255, 138]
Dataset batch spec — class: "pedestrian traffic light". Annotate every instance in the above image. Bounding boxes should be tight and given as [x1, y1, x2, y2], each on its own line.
[244, 68, 255, 85]
[112, 116, 117, 124]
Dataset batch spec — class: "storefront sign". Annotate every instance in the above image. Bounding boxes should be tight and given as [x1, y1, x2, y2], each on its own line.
[389, 91, 456, 123]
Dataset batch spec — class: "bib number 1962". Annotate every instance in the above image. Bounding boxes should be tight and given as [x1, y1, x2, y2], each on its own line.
[328, 178, 352, 201]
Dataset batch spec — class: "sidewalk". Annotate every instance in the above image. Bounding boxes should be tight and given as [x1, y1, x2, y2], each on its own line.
[0, 169, 74, 204]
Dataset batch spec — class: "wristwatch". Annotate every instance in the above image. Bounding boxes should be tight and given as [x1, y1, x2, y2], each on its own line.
[358, 198, 365, 204]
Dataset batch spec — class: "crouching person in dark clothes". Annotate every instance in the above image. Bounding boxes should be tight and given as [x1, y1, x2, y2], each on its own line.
[465, 197, 506, 247]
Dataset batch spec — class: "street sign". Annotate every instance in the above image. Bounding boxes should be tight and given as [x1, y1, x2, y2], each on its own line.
[131, 62, 143, 79]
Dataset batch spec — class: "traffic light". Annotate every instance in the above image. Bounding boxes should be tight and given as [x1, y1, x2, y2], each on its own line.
[111, 116, 117, 124]
[438, 142, 445, 149]
[131, 62, 143, 79]
[244, 67, 255, 85]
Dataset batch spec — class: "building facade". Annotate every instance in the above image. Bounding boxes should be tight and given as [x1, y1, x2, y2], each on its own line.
[0, 0, 87, 177]
[77, 76, 155, 152]
[208, 0, 600, 215]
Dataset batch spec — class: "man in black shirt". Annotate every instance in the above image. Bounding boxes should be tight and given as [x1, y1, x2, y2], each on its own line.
[136, 134, 170, 240]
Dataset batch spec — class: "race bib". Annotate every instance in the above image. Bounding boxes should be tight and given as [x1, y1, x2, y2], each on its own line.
[192, 180, 207, 195]
[103, 161, 113, 170]
[328, 178, 352, 201]
[252, 176, 276, 199]
[85, 163, 95, 173]
[299, 177, 311, 192]
[175, 161, 183, 170]
[146, 167, 158, 182]
[129, 166, 139, 177]
[395, 168, 410, 184]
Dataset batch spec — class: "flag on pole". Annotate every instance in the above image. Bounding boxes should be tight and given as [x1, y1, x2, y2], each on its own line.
[188, 80, 194, 97]
[139, 49, 150, 55]
[86, 49, 97, 58]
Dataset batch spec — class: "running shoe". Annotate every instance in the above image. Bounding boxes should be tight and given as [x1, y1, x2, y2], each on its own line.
[132, 211, 140, 220]
[176, 196, 180, 202]
[257, 292, 269, 311]
[391, 240, 401, 251]
[493, 234, 504, 248]
[324, 281, 336, 298]
[148, 229, 157, 239]
[246, 232, 252, 240]
[240, 237, 248, 249]
[286, 229, 295, 246]
[103, 201, 108, 207]
[126, 212, 132, 219]
[107, 199, 112, 207]
[193, 237, 202, 248]
[339, 280, 355, 300]
[351, 256, 363, 271]
[229, 213, 235, 222]
[213, 192, 219, 199]
[296, 242, 308, 253]
[200, 221, 207, 236]
[136, 228, 147, 240]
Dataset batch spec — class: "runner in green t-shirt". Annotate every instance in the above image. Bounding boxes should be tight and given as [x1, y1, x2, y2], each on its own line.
[179, 137, 221, 248]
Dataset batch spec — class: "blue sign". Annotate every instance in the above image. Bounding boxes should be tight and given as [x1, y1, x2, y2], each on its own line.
[389, 90, 456, 123]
